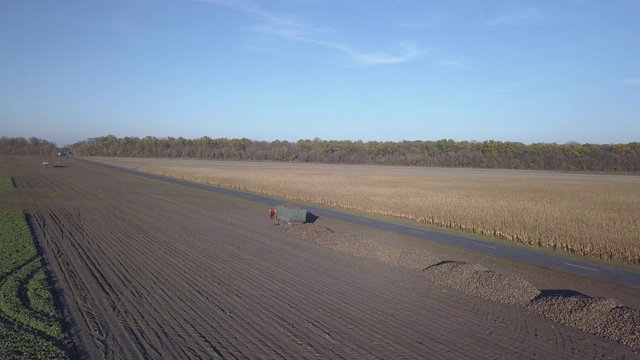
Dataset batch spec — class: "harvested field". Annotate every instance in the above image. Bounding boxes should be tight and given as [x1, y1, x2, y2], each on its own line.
[87, 157, 640, 265]
[284, 222, 640, 349]
[1, 155, 639, 359]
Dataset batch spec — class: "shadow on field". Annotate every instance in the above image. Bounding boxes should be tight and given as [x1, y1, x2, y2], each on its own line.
[305, 212, 319, 224]
[528, 288, 640, 349]
[285, 222, 640, 350]
[536, 289, 584, 298]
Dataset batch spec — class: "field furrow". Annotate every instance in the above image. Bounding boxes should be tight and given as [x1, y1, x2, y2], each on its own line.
[2, 155, 638, 359]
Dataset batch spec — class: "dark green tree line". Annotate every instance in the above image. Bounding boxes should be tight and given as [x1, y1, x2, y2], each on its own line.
[2, 135, 638, 172]
[60, 135, 640, 172]
[0, 137, 57, 155]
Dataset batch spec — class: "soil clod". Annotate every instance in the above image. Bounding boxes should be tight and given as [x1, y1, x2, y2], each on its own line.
[287, 223, 640, 350]
[422, 261, 540, 306]
[528, 291, 640, 349]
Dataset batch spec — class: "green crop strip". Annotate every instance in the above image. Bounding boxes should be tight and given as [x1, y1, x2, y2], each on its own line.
[0, 211, 72, 359]
[0, 177, 14, 189]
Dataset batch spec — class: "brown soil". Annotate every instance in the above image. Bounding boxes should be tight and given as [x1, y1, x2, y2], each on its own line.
[284, 222, 640, 349]
[422, 261, 540, 306]
[528, 293, 640, 349]
[1, 155, 639, 359]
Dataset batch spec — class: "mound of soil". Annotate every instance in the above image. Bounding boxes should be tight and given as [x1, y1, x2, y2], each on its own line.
[286, 223, 640, 350]
[287, 224, 538, 304]
[287, 223, 334, 241]
[287, 224, 440, 270]
[528, 292, 640, 349]
[422, 261, 540, 306]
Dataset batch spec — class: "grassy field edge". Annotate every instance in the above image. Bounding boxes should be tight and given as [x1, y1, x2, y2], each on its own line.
[0, 210, 73, 359]
[0, 176, 14, 189]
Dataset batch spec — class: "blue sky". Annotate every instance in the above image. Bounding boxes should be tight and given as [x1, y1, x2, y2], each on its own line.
[1, 0, 639, 147]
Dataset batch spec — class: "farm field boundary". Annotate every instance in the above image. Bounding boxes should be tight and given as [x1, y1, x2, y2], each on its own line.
[3, 155, 640, 358]
[83, 157, 640, 266]
[0, 176, 14, 189]
[0, 210, 73, 359]
[79, 157, 640, 288]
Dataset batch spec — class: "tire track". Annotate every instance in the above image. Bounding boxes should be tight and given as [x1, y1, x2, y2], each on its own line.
[6, 156, 638, 359]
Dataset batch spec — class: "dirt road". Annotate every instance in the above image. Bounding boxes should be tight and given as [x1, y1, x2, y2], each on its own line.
[2, 156, 638, 359]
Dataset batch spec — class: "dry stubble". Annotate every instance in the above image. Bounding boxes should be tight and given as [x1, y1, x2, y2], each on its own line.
[89, 157, 640, 265]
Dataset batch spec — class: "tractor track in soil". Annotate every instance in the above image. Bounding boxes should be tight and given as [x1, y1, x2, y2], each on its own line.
[1, 155, 639, 359]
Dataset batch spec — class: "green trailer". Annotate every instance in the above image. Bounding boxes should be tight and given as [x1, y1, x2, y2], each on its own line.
[269, 205, 307, 226]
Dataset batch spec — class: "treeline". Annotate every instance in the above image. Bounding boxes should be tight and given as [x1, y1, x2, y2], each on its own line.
[0, 137, 58, 155]
[64, 135, 640, 172]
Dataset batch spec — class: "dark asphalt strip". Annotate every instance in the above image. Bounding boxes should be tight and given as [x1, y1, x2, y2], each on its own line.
[76, 158, 640, 288]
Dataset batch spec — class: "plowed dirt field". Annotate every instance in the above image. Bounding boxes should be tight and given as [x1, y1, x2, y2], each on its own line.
[2, 156, 639, 359]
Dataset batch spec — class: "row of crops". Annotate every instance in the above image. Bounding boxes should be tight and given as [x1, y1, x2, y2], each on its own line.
[1, 176, 72, 359]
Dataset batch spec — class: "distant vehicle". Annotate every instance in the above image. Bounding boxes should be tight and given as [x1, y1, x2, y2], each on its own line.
[42, 161, 49, 167]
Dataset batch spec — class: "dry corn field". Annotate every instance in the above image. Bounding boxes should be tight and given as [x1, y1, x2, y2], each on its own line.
[90, 157, 640, 266]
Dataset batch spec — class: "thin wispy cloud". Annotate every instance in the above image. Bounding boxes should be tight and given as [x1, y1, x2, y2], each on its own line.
[622, 78, 640, 85]
[324, 41, 425, 66]
[197, 0, 425, 66]
[485, 8, 549, 26]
